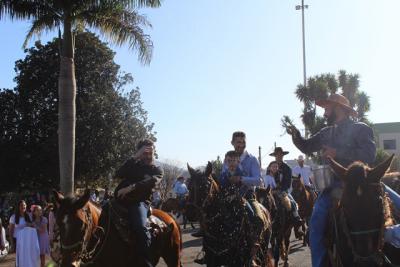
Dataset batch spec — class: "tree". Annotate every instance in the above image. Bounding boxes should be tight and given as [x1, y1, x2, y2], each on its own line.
[159, 161, 184, 201]
[0, 32, 155, 192]
[211, 156, 223, 179]
[1, 0, 161, 195]
[295, 70, 371, 136]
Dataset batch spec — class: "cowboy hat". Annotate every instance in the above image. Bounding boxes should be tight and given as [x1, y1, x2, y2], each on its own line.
[315, 94, 358, 117]
[269, 147, 289, 156]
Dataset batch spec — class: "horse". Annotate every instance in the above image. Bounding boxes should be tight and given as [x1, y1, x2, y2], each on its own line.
[161, 197, 196, 229]
[266, 189, 294, 267]
[186, 162, 272, 267]
[291, 176, 317, 246]
[326, 155, 400, 267]
[52, 190, 182, 267]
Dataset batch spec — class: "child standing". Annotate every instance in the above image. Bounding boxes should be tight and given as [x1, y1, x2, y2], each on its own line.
[32, 205, 50, 267]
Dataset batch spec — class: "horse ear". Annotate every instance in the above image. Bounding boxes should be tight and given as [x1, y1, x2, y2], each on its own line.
[266, 185, 271, 194]
[53, 190, 64, 204]
[327, 156, 347, 181]
[73, 189, 90, 210]
[368, 154, 394, 183]
[205, 162, 213, 177]
[187, 163, 196, 177]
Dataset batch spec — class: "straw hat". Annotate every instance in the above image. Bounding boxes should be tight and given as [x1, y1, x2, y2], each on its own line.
[316, 94, 358, 117]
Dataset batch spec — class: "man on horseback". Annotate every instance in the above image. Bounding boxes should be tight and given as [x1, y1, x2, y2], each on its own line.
[286, 93, 400, 266]
[269, 147, 303, 227]
[114, 139, 162, 267]
[173, 176, 189, 218]
[292, 155, 314, 191]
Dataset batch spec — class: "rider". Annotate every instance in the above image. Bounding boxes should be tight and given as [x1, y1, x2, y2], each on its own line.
[114, 139, 162, 267]
[173, 176, 189, 217]
[292, 155, 315, 192]
[269, 147, 303, 227]
[287, 93, 400, 266]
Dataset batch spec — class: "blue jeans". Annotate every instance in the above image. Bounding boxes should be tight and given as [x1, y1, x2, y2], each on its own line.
[128, 202, 153, 267]
[309, 189, 332, 267]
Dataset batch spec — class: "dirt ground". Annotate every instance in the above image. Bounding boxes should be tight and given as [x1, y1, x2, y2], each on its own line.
[0, 224, 311, 267]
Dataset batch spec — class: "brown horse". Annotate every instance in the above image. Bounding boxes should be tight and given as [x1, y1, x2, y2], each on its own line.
[326, 155, 400, 267]
[161, 197, 196, 229]
[52, 190, 182, 267]
[291, 176, 317, 246]
[186, 162, 273, 267]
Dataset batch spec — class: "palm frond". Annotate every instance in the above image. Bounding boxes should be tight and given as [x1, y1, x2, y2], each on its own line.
[23, 14, 61, 48]
[1, 0, 59, 20]
[81, 4, 153, 64]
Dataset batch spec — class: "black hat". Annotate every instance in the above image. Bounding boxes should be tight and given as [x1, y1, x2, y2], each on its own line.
[269, 147, 289, 156]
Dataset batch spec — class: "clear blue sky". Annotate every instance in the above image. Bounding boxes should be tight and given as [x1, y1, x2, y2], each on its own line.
[1, 0, 399, 168]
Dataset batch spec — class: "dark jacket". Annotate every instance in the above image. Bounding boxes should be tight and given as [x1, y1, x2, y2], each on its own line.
[277, 162, 292, 192]
[292, 118, 376, 167]
[114, 158, 163, 204]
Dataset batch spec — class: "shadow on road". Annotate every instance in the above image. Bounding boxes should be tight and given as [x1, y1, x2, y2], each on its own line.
[183, 237, 202, 249]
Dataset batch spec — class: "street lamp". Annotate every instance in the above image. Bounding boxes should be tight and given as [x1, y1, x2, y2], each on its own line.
[296, 0, 308, 89]
[296, 0, 309, 138]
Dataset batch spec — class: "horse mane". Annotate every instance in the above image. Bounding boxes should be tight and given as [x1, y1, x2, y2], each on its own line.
[383, 194, 395, 227]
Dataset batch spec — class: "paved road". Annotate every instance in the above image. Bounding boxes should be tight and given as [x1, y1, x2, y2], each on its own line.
[0, 225, 311, 267]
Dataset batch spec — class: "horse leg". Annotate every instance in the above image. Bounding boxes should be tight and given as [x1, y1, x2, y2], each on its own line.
[191, 222, 195, 229]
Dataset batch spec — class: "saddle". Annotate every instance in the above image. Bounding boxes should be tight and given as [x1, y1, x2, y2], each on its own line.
[105, 200, 172, 245]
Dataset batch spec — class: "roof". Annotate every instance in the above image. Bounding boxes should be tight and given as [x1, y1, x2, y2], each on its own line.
[374, 122, 400, 134]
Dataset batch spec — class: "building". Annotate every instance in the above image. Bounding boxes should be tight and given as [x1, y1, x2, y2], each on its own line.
[374, 122, 400, 156]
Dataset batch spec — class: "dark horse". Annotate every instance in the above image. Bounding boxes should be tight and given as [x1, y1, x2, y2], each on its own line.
[186, 162, 272, 267]
[291, 176, 317, 246]
[326, 155, 400, 267]
[52, 190, 182, 267]
[161, 197, 196, 229]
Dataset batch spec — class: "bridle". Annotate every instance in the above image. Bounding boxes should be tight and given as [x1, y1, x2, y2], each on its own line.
[57, 204, 104, 266]
[337, 182, 397, 266]
[188, 175, 217, 211]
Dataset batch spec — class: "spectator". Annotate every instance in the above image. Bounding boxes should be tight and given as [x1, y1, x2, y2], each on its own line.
[32, 205, 50, 267]
[10, 200, 40, 267]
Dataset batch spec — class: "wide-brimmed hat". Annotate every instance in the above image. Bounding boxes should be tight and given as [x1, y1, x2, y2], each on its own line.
[315, 94, 358, 117]
[269, 147, 289, 156]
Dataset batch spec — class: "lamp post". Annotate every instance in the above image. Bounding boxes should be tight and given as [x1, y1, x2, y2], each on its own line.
[296, 0, 308, 89]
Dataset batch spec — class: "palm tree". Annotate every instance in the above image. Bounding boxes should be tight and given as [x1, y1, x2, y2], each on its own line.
[1, 0, 161, 195]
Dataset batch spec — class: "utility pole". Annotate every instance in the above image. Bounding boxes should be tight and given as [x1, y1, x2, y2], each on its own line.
[258, 146, 262, 169]
[296, 1, 309, 138]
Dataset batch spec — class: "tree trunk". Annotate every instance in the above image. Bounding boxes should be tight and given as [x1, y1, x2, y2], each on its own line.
[58, 18, 76, 195]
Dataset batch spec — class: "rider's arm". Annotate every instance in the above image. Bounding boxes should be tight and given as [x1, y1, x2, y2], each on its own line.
[292, 127, 329, 155]
[240, 157, 262, 187]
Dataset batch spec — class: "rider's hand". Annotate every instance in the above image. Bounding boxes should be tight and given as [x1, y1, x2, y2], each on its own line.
[229, 176, 241, 184]
[322, 145, 336, 159]
[117, 184, 135, 198]
[286, 126, 300, 137]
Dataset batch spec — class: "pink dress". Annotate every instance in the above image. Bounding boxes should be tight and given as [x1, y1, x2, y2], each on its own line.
[35, 217, 50, 255]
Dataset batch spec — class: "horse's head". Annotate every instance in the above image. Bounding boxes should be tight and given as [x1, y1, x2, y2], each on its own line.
[186, 162, 218, 211]
[329, 155, 395, 266]
[53, 190, 96, 267]
[256, 186, 277, 219]
[291, 176, 305, 193]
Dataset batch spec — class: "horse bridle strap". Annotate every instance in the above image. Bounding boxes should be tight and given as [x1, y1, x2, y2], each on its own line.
[349, 228, 381, 236]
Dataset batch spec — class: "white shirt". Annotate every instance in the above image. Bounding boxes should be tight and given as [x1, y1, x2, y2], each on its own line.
[262, 175, 277, 189]
[292, 165, 313, 186]
[9, 214, 28, 239]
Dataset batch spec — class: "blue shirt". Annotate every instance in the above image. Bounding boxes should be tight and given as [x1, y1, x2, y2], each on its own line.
[173, 181, 189, 196]
[219, 167, 249, 196]
[222, 151, 262, 193]
[292, 118, 376, 167]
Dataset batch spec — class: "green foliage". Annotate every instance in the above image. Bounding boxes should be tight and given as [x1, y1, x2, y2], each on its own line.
[0, 32, 155, 192]
[295, 70, 371, 137]
[211, 156, 223, 179]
